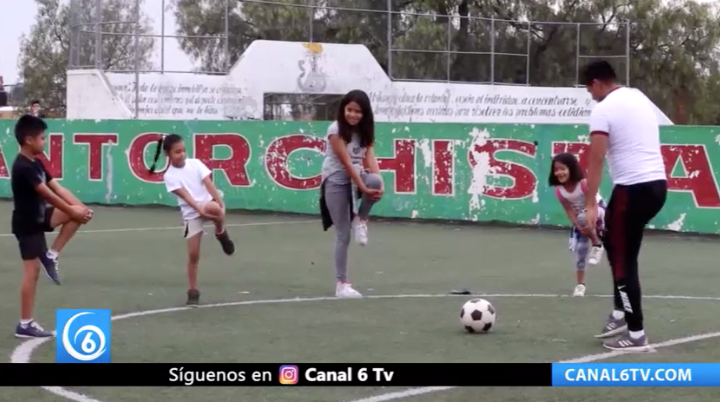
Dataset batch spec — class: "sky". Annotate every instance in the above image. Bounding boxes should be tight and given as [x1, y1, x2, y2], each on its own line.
[1, 0, 718, 86]
[0, 0, 193, 86]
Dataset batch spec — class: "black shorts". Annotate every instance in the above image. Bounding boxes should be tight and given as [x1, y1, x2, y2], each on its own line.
[14, 207, 56, 261]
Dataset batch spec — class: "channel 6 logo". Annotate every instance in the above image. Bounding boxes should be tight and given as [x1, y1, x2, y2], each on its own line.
[56, 309, 111, 363]
[279, 365, 299, 385]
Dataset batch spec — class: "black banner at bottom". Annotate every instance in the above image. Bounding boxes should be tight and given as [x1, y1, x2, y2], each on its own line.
[0, 363, 551, 387]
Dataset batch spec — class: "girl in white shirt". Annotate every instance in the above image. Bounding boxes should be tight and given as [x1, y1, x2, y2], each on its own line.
[549, 153, 605, 297]
[149, 134, 235, 306]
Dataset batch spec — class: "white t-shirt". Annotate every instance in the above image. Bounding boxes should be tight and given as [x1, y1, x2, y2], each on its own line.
[164, 158, 214, 220]
[589, 87, 667, 185]
[555, 179, 604, 215]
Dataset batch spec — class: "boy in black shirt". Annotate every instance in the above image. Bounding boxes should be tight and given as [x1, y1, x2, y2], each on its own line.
[12, 115, 93, 338]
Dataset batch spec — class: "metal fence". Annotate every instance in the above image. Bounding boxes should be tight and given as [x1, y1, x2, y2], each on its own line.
[68, 0, 631, 117]
[0, 84, 24, 107]
[68, 0, 232, 74]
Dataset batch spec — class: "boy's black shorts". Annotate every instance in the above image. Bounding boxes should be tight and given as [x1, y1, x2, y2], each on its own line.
[14, 207, 56, 261]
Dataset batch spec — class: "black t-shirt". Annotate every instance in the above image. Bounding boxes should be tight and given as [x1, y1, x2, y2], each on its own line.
[11, 154, 53, 235]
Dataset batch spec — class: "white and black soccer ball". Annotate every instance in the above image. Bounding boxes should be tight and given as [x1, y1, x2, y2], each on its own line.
[459, 298, 496, 333]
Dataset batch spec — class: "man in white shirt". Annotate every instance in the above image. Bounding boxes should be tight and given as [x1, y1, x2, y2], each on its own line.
[581, 61, 668, 352]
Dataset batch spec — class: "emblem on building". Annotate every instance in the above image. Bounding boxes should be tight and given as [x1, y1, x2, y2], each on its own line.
[297, 43, 328, 93]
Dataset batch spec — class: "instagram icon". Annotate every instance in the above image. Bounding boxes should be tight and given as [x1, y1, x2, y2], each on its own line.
[279, 365, 299, 385]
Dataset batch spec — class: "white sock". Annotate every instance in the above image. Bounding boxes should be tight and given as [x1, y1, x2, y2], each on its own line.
[48, 249, 59, 258]
[20, 318, 33, 327]
[612, 310, 625, 320]
[629, 330, 645, 339]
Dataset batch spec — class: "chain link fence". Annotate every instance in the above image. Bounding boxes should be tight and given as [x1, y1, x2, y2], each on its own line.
[68, 0, 631, 118]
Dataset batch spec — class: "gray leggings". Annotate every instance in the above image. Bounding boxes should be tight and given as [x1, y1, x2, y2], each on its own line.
[574, 209, 602, 271]
[324, 171, 383, 282]
[575, 210, 590, 271]
[574, 237, 591, 271]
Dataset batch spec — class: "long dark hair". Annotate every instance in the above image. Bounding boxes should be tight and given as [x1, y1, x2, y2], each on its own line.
[149, 133, 183, 174]
[336, 89, 374, 148]
[548, 152, 584, 186]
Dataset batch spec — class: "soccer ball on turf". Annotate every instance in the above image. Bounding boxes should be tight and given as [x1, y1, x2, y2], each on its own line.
[459, 298, 496, 333]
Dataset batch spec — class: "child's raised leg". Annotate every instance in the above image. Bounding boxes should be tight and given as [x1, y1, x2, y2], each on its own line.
[577, 209, 605, 265]
[353, 172, 383, 246]
[202, 201, 225, 233]
[202, 201, 234, 255]
[35, 207, 84, 285]
[48, 207, 82, 256]
[573, 237, 590, 297]
[186, 231, 202, 306]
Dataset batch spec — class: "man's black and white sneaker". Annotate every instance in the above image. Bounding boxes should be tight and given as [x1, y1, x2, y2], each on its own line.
[603, 333, 651, 352]
[595, 314, 628, 339]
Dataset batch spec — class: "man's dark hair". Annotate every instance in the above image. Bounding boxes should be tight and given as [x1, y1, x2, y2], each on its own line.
[30, 100, 40, 106]
[580, 61, 617, 86]
[14, 114, 47, 145]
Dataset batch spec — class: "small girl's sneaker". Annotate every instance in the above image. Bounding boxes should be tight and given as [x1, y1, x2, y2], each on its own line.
[336, 282, 363, 299]
[353, 217, 368, 246]
[588, 245, 604, 265]
[573, 284, 586, 297]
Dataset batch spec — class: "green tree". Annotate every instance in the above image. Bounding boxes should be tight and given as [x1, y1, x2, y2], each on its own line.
[18, 0, 155, 116]
[173, 0, 720, 124]
[173, 0, 406, 73]
[172, 0, 255, 72]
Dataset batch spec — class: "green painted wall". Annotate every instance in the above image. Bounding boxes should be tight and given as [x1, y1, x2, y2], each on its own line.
[1, 120, 719, 233]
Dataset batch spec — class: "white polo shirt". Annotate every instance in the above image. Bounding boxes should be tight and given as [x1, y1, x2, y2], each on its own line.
[589, 87, 667, 185]
[164, 158, 214, 220]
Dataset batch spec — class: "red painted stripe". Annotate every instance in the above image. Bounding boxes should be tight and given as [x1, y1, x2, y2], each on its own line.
[608, 186, 629, 280]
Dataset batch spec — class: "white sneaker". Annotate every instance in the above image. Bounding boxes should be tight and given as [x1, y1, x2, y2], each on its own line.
[573, 284, 586, 297]
[353, 217, 368, 246]
[588, 246, 604, 265]
[336, 282, 363, 298]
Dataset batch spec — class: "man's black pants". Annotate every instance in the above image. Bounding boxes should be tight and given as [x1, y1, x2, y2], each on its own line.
[604, 179, 667, 332]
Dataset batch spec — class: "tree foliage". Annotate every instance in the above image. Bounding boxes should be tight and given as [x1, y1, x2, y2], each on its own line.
[175, 0, 720, 124]
[18, 0, 154, 116]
